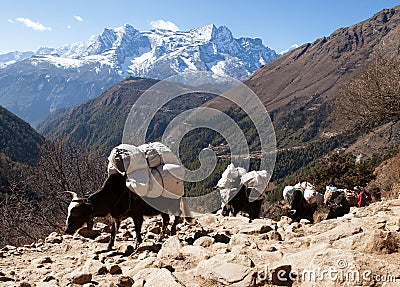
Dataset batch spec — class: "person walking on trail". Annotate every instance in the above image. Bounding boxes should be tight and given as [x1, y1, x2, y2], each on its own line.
[355, 187, 371, 208]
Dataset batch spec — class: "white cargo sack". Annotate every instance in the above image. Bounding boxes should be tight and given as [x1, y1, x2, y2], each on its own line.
[241, 170, 270, 192]
[324, 185, 339, 204]
[107, 144, 148, 174]
[126, 169, 150, 197]
[139, 142, 180, 168]
[107, 142, 185, 199]
[217, 163, 246, 190]
[217, 164, 246, 205]
[303, 188, 324, 206]
[241, 170, 272, 200]
[148, 164, 185, 199]
[140, 144, 162, 168]
[294, 181, 315, 191]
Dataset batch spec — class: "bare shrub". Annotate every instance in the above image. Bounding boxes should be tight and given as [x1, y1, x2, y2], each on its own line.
[0, 138, 108, 246]
[334, 52, 400, 140]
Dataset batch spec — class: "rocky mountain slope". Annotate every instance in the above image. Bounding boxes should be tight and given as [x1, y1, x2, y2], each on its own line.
[0, 106, 43, 163]
[209, 5, 400, 132]
[0, 24, 277, 124]
[36, 5, 400, 200]
[0, 106, 43, 195]
[0, 51, 34, 68]
[0, 198, 399, 286]
[37, 77, 217, 152]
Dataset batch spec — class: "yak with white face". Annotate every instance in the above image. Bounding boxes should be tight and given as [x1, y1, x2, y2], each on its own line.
[65, 192, 93, 235]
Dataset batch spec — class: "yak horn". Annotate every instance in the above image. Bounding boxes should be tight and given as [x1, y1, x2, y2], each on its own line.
[64, 191, 78, 199]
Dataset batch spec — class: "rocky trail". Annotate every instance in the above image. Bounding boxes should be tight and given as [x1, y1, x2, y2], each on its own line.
[0, 198, 399, 287]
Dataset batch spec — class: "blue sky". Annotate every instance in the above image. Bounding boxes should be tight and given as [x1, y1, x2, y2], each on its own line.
[1, 0, 399, 54]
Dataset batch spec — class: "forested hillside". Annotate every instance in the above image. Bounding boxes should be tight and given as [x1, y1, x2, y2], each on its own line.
[0, 106, 43, 163]
[0, 106, 43, 195]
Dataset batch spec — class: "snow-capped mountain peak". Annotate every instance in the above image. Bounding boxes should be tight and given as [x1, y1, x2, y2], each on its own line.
[0, 23, 279, 123]
[7, 23, 278, 80]
[188, 24, 216, 42]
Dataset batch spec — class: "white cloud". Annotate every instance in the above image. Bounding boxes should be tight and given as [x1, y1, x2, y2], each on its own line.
[150, 20, 179, 31]
[74, 15, 84, 22]
[8, 19, 14, 23]
[279, 44, 299, 55]
[16, 17, 51, 31]
[67, 25, 72, 29]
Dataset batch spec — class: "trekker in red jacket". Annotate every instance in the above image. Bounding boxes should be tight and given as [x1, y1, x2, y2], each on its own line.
[356, 187, 371, 207]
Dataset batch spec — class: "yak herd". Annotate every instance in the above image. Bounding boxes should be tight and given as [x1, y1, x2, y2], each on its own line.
[64, 143, 371, 250]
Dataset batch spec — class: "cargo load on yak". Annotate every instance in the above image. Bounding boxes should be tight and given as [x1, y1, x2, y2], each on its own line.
[107, 142, 184, 199]
[283, 182, 323, 206]
[216, 163, 274, 204]
[324, 185, 359, 207]
[216, 163, 247, 204]
[240, 170, 275, 200]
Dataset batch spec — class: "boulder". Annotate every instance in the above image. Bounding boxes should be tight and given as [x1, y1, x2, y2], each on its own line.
[270, 265, 292, 286]
[193, 236, 214, 248]
[365, 231, 400, 254]
[117, 276, 134, 287]
[126, 257, 157, 276]
[45, 232, 63, 244]
[239, 221, 272, 235]
[144, 268, 184, 287]
[109, 264, 123, 275]
[230, 234, 251, 246]
[78, 228, 101, 239]
[157, 236, 182, 261]
[71, 273, 92, 284]
[196, 256, 252, 285]
[132, 268, 183, 287]
[118, 244, 135, 256]
[95, 234, 111, 243]
[267, 230, 283, 241]
[180, 245, 208, 260]
[213, 233, 231, 244]
[0, 276, 13, 282]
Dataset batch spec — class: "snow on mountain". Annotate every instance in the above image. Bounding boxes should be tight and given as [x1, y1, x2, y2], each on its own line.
[279, 44, 300, 55]
[0, 24, 278, 124]
[0, 51, 34, 68]
[1, 24, 277, 80]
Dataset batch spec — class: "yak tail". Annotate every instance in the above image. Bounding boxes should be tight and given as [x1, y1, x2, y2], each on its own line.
[180, 198, 194, 223]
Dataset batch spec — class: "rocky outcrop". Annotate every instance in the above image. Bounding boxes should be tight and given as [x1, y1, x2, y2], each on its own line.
[0, 199, 399, 286]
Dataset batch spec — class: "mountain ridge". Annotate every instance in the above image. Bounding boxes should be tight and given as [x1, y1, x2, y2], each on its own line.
[0, 23, 277, 124]
[200, 5, 400, 154]
[37, 5, 400, 197]
[246, 5, 400, 117]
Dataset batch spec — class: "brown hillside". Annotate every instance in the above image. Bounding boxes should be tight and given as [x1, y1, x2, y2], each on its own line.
[208, 5, 400, 128]
[248, 6, 400, 112]
[372, 151, 400, 199]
